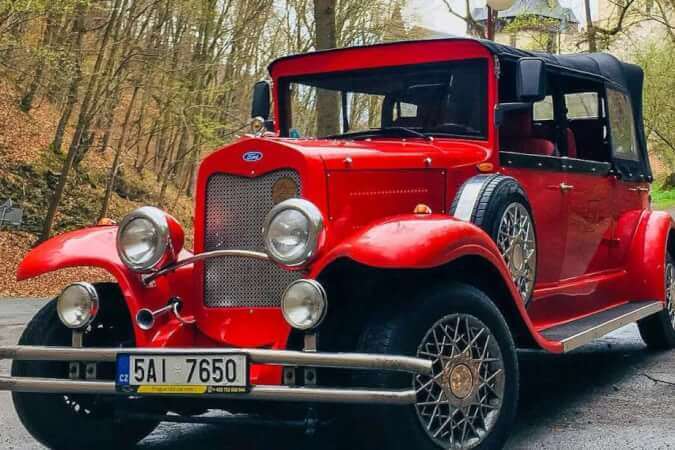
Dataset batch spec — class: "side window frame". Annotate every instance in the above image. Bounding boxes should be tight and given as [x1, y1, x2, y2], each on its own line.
[605, 85, 646, 181]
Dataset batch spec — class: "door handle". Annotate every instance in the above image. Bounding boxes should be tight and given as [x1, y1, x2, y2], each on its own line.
[559, 182, 575, 192]
[628, 187, 650, 193]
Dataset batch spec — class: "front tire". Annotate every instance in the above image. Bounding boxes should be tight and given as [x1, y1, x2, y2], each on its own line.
[12, 292, 158, 449]
[355, 283, 519, 450]
[638, 254, 675, 349]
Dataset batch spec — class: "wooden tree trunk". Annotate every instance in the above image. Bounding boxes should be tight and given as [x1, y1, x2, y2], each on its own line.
[314, 0, 339, 137]
[97, 85, 139, 222]
[584, 0, 598, 52]
[41, 0, 121, 241]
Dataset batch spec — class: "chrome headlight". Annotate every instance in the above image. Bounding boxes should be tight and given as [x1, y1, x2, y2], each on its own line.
[57, 283, 99, 329]
[117, 206, 173, 272]
[262, 199, 323, 266]
[281, 279, 327, 330]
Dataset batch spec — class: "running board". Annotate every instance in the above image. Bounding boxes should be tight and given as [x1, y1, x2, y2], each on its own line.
[540, 301, 663, 353]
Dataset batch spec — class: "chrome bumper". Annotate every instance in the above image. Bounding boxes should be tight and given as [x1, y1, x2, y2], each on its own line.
[0, 346, 432, 405]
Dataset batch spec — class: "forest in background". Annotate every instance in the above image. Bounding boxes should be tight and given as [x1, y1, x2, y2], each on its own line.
[0, 0, 411, 243]
[0, 0, 674, 296]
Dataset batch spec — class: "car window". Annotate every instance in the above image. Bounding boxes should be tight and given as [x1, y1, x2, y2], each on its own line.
[565, 92, 599, 119]
[606, 88, 639, 161]
[533, 95, 554, 121]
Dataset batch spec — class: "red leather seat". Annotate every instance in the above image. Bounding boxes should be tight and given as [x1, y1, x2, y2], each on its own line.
[501, 111, 556, 156]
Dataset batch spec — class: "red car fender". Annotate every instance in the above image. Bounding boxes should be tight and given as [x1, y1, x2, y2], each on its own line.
[16, 226, 195, 346]
[309, 214, 560, 352]
[623, 210, 674, 303]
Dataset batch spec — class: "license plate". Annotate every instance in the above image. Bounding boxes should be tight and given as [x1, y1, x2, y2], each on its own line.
[116, 354, 248, 394]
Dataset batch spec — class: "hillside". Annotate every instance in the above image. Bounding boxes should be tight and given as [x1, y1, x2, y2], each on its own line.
[0, 80, 195, 297]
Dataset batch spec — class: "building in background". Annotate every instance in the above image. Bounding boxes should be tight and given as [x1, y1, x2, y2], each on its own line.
[473, 0, 579, 52]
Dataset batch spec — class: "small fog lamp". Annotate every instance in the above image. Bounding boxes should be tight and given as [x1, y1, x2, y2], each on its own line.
[281, 279, 327, 330]
[57, 282, 99, 329]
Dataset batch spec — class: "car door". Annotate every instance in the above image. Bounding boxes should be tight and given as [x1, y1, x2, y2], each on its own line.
[561, 162, 614, 279]
[605, 88, 651, 265]
[559, 91, 615, 279]
[499, 94, 568, 286]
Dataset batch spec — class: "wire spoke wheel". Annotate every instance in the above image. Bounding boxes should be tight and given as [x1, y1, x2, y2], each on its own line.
[414, 314, 505, 449]
[496, 203, 536, 302]
[667, 262, 675, 330]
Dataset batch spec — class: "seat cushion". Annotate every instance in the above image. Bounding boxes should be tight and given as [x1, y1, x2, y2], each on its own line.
[501, 110, 556, 156]
[501, 137, 556, 156]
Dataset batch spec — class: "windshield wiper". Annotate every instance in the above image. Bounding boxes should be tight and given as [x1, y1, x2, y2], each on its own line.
[327, 126, 433, 141]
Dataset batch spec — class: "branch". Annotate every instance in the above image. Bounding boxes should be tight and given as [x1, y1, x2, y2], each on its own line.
[594, 0, 637, 35]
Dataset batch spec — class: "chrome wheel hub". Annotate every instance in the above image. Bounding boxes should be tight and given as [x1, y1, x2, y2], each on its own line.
[415, 314, 505, 449]
[666, 262, 675, 329]
[497, 203, 536, 302]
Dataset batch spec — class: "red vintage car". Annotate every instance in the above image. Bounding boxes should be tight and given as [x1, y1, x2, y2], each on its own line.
[1, 38, 672, 450]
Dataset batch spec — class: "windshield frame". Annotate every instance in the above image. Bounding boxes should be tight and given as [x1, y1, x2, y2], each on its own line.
[276, 59, 489, 141]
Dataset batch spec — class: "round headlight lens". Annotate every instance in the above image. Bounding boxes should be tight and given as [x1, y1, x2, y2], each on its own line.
[281, 280, 327, 330]
[119, 217, 159, 265]
[117, 206, 171, 272]
[267, 209, 310, 261]
[57, 283, 99, 329]
[263, 199, 323, 266]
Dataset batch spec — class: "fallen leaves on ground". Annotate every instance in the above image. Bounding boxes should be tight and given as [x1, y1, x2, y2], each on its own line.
[0, 231, 112, 298]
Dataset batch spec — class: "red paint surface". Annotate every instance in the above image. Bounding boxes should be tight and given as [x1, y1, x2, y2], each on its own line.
[15, 39, 672, 384]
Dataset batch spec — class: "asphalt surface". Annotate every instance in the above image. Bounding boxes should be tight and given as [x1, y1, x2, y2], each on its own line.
[1, 299, 675, 449]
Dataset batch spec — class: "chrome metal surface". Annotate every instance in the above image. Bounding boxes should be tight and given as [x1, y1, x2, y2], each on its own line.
[666, 262, 675, 330]
[57, 282, 99, 329]
[135, 304, 174, 331]
[262, 198, 324, 266]
[497, 202, 536, 302]
[559, 182, 575, 192]
[116, 206, 171, 272]
[414, 314, 505, 449]
[281, 279, 328, 330]
[204, 170, 302, 307]
[0, 345, 432, 375]
[0, 376, 417, 405]
[545, 301, 664, 352]
[71, 330, 83, 348]
[144, 249, 269, 283]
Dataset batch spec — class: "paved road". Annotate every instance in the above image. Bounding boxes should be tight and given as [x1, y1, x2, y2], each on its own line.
[1, 299, 675, 449]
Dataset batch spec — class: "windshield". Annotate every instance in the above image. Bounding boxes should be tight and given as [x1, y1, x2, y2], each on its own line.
[278, 59, 488, 140]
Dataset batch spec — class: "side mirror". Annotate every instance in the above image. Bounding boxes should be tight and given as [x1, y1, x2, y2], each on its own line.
[251, 80, 271, 120]
[516, 58, 547, 103]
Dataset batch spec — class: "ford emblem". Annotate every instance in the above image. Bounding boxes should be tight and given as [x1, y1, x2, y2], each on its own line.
[243, 151, 263, 162]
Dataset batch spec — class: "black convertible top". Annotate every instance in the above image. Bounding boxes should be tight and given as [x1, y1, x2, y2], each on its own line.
[477, 39, 649, 181]
[480, 39, 645, 128]
[270, 37, 650, 180]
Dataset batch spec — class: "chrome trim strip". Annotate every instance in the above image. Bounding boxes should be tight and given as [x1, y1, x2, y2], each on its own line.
[0, 376, 416, 405]
[0, 346, 432, 375]
[559, 302, 663, 352]
[145, 249, 269, 283]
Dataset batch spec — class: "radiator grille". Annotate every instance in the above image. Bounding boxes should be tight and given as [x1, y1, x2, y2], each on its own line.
[203, 170, 302, 308]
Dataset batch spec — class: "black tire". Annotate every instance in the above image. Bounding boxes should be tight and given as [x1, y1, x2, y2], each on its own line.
[12, 288, 158, 450]
[354, 283, 519, 450]
[638, 253, 675, 349]
[452, 175, 537, 303]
